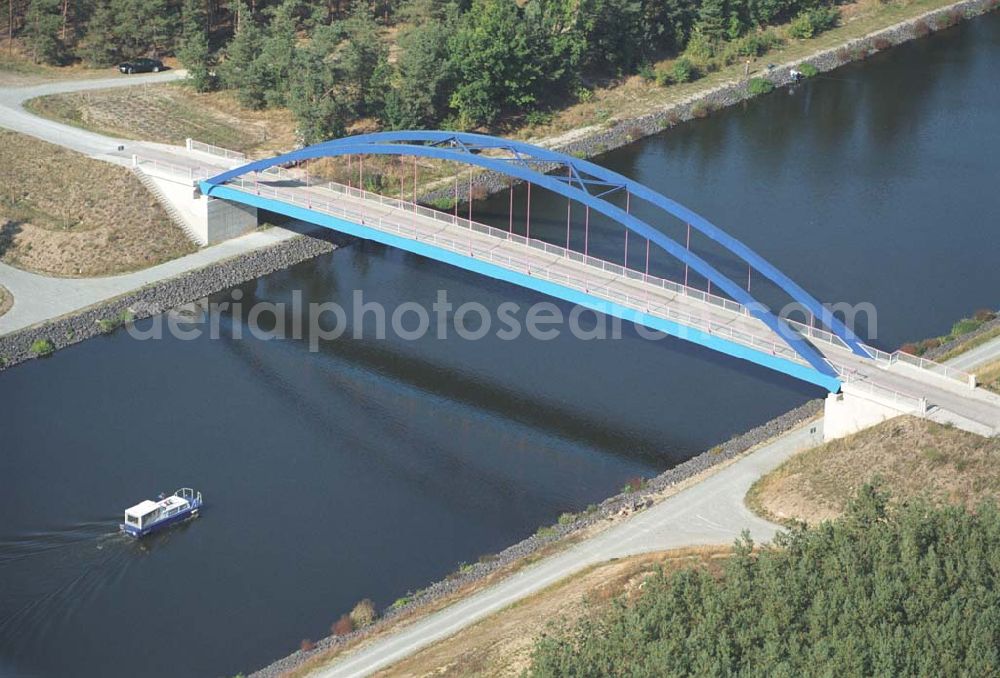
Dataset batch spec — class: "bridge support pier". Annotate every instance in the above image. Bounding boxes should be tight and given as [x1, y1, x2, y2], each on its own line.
[133, 159, 258, 245]
[823, 384, 927, 442]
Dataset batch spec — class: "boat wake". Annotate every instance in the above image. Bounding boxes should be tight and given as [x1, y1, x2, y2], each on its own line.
[0, 520, 138, 654]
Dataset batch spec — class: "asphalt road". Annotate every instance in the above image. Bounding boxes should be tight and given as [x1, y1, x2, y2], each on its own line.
[947, 334, 1000, 371]
[0, 69, 185, 159]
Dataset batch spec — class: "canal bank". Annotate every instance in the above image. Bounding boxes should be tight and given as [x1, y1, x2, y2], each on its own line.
[423, 0, 1000, 205]
[0, 231, 339, 371]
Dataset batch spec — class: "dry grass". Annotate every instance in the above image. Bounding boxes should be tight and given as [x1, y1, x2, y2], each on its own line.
[0, 284, 12, 318]
[372, 546, 731, 678]
[25, 83, 298, 157]
[0, 129, 196, 277]
[747, 416, 1000, 526]
[976, 359, 1000, 395]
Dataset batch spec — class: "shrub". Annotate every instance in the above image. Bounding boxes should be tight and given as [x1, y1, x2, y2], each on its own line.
[788, 7, 840, 38]
[536, 525, 557, 538]
[952, 318, 982, 336]
[729, 30, 783, 60]
[873, 36, 892, 50]
[622, 476, 646, 493]
[798, 63, 819, 78]
[835, 47, 851, 63]
[669, 57, 695, 84]
[748, 77, 775, 96]
[299, 639, 315, 652]
[524, 110, 553, 127]
[914, 19, 931, 37]
[558, 512, 577, 525]
[974, 308, 997, 322]
[691, 102, 713, 119]
[625, 125, 643, 142]
[331, 614, 353, 636]
[637, 63, 656, 82]
[427, 196, 455, 211]
[682, 29, 716, 70]
[30, 338, 54, 356]
[349, 599, 377, 629]
[899, 342, 922, 356]
[575, 87, 594, 103]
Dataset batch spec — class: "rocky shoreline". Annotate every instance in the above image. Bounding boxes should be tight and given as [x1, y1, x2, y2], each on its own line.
[0, 232, 339, 371]
[253, 397, 823, 678]
[423, 0, 998, 205]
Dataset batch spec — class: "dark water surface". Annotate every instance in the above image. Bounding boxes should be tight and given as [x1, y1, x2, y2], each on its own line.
[3, 13, 999, 678]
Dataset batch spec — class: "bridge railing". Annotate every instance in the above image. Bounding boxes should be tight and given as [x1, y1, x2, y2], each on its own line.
[133, 155, 209, 183]
[223, 173, 809, 367]
[251, 167, 752, 316]
[832, 364, 928, 413]
[186, 139, 248, 163]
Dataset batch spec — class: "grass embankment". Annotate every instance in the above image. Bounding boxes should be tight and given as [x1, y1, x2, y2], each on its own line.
[747, 416, 1000, 525]
[0, 285, 12, 317]
[0, 129, 196, 277]
[19, 0, 988, 197]
[370, 547, 731, 678]
[24, 83, 297, 157]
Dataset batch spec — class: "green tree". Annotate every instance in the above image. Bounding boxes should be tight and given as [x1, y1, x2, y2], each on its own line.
[530, 486, 1000, 676]
[696, 0, 727, 41]
[382, 16, 455, 128]
[336, 5, 389, 116]
[220, 2, 268, 108]
[576, 0, 643, 74]
[178, 0, 215, 91]
[447, 0, 544, 127]
[23, 0, 63, 64]
[258, 0, 299, 107]
[287, 42, 350, 143]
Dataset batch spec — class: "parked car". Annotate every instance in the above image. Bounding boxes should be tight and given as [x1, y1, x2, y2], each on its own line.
[118, 58, 164, 74]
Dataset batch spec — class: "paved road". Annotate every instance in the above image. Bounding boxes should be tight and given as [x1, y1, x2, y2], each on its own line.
[0, 70, 311, 336]
[310, 421, 825, 678]
[0, 70, 185, 160]
[947, 334, 1000, 371]
[0, 229, 300, 335]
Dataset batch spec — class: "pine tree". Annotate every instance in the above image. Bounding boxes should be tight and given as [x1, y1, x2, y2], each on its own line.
[178, 0, 214, 91]
[23, 0, 63, 64]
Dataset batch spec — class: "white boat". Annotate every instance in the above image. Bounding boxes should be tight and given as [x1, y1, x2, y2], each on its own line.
[120, 488, 203, 538]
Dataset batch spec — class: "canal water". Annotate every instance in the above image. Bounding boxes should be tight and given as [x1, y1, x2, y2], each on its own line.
[2, 13, 999, 677]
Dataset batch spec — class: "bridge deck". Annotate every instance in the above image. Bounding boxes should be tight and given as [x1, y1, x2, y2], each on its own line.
[197, 167, 1000, 432]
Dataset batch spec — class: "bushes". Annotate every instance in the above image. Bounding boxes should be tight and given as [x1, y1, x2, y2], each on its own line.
[747, 77, 775, 96]
[788, 7, 840, 39]
[660, 57, 695, 85]
[798, 62, 819, 77]
[691, 102, 714, 119]
[30, 338, 54, 356]
[873, 36, 893, 50]
[914, 19, 932, 37]
[349, 599, 377, 629]
[529, 487, 1000, 677]
[331, 614, 353, 636]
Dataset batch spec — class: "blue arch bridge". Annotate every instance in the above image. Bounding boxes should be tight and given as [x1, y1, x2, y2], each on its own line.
[192, 131, 990, 429]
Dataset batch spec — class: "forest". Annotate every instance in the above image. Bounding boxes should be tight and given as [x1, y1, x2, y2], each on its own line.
[529, 485, 1000, 676]
[6, 0, 841, 140]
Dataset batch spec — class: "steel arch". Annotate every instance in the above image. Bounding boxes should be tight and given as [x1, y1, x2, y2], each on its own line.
[202, 132, 859, 380]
